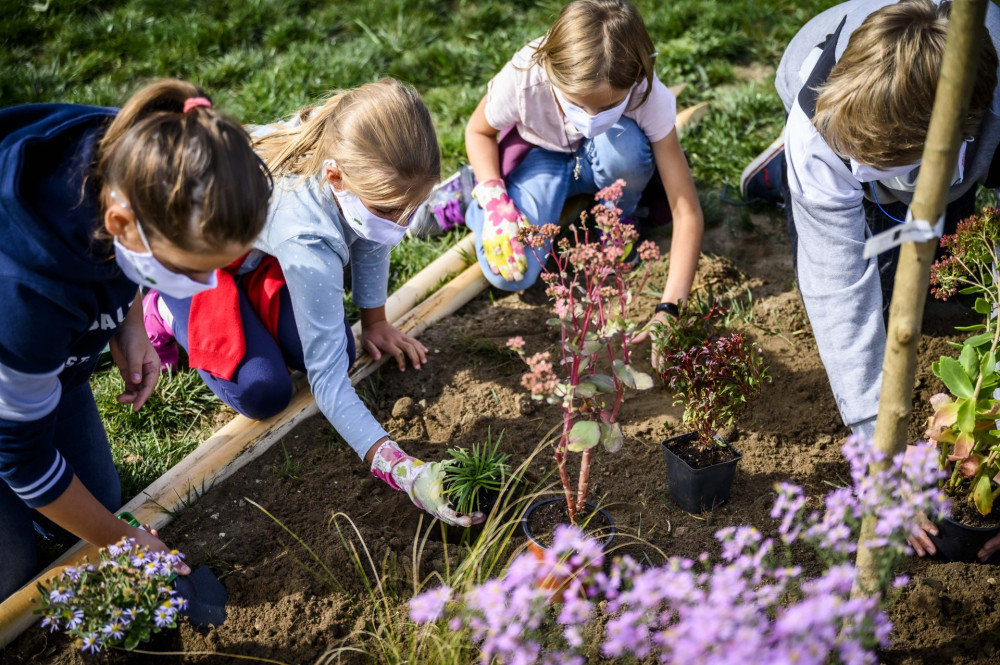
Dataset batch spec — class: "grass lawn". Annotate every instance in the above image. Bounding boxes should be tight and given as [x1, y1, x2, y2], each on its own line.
[2, 0, 835, 504]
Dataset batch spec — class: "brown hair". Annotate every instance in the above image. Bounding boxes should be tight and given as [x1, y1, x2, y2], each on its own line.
[253, 78, 441, 222]
[813, 0, 998, 168]
[531, 0, 657, 107]
[94, 79, 272, 251]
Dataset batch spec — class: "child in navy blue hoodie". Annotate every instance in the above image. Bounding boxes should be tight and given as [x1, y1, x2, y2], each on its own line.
[0, 79, 272, 600]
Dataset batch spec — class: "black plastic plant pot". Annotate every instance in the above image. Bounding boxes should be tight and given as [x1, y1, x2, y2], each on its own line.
[522, 497, 616, 551]
[928, 516, 1000, 564]
[474, 489, 501, 517]
[661, 432, 742, 514]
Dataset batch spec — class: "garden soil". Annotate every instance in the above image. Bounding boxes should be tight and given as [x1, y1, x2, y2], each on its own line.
[6, 210, 1000, 665]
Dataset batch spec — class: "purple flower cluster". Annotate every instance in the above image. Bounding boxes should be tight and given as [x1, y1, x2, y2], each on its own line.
[770, 437, 950, 564]
[36, 537, 188, 653]
[410, 437, 949, 663]
[409, 524, 605, 665]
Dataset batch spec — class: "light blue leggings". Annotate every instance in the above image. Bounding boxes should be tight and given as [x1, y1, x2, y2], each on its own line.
[466, 117, 654, 291]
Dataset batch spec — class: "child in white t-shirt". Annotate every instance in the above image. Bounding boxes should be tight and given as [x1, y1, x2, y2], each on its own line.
[464, 0, 703, 316]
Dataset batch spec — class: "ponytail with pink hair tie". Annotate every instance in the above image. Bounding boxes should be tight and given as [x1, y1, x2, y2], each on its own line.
[182, 97, 212, 113]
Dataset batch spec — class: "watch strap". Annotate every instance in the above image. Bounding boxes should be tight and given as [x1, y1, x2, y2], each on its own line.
[654, 302, 679, 317]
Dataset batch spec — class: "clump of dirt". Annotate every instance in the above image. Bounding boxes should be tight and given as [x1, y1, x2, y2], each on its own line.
[6, 211, 998, 664]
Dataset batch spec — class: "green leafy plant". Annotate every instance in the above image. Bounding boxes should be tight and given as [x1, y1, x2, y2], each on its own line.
[662, 331, 768, 449]
[35, 538, 187, 654]
[443, 430, 512, 516]
[925, 208, 1000, 517]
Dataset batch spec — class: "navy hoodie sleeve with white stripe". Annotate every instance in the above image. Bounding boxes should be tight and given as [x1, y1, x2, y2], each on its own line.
[0, 104, 138, 508]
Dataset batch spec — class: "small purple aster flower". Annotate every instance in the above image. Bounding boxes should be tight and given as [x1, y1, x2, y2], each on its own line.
[107, 538, 132, 557]
[63, 608, 84, 630]
[409, 585, 452, 623]
[102, 621, 125, 640]
[80, 634, 100, 654]
[153, 607, 173, 628]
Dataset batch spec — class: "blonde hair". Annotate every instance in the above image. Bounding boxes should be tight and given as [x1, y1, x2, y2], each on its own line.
[94, 79, 272, 251]
[814, 0, 998, 168]
[531, 0, 657, 107]
[254, 78, 441, 222]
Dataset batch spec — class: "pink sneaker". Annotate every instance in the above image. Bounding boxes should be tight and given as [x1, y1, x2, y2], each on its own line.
[142, 290, 179, 371]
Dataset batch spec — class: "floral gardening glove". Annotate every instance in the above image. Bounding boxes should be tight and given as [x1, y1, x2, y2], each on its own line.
[473, 178, 529, 282]
[370, 440, 484, 527]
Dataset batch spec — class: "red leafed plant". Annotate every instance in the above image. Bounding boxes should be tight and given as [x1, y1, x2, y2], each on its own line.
[661, 332, 768, 449]
[507, 180, 660, 523]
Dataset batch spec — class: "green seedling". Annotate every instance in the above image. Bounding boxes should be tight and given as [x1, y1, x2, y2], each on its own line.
[443, 429, 511, 517]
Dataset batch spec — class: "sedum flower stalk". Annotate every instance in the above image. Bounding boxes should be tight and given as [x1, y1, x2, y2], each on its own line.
[508, 180, 660, 523]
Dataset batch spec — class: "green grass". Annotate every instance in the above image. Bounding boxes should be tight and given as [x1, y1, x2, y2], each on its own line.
[274, 442, 306, 484]
[91, 367, 224, 503]
[3, 0, 833, 179]
[4, 0, 834, 512]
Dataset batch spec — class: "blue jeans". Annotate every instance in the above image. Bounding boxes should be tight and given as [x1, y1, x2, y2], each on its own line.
[162, 285, 355, 420]
[0, 382, 120, 600]
[466, 117, 654, 291]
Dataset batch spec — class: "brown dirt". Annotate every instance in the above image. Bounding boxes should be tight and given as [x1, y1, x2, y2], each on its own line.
[6, 211, 1000, 665]
[523, 499, 614, 549]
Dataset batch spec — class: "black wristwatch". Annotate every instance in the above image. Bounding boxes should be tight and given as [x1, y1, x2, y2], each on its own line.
[654, 302, 679, 318]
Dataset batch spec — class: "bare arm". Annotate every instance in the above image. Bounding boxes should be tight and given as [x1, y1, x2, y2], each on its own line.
[653, 128, 703, 306]
[109, 291, 159, 411]
[35, 475, 188, 571]
[465, 95, 503, 184]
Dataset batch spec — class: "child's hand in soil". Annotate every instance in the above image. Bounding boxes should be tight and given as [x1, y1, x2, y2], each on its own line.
[370, 439, 485, 527]
[410, 461, 486, 527]
[361, 320, 428, 371]
[907, 513, 938, 557]
[978, 532, 1000, 562]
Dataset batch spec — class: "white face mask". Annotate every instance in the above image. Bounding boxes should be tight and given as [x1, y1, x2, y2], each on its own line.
[849, 140, 968, 192]
[553, 86, 631, 139]
[110, 191, 219, 299]
[325, 161, 408, 246]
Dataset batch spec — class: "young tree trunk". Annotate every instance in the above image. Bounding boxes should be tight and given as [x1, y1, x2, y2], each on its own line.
[854, 0, 989, 596]
[576, 448, 593, 517]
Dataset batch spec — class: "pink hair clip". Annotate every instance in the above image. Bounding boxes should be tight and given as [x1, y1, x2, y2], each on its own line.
[182, 97, 212, 113]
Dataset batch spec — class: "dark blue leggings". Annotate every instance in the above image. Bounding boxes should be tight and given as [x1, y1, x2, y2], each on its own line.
[161, 285, 355, 420]
[782, 163, 973, 330]
[0, 382, 120, 599]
